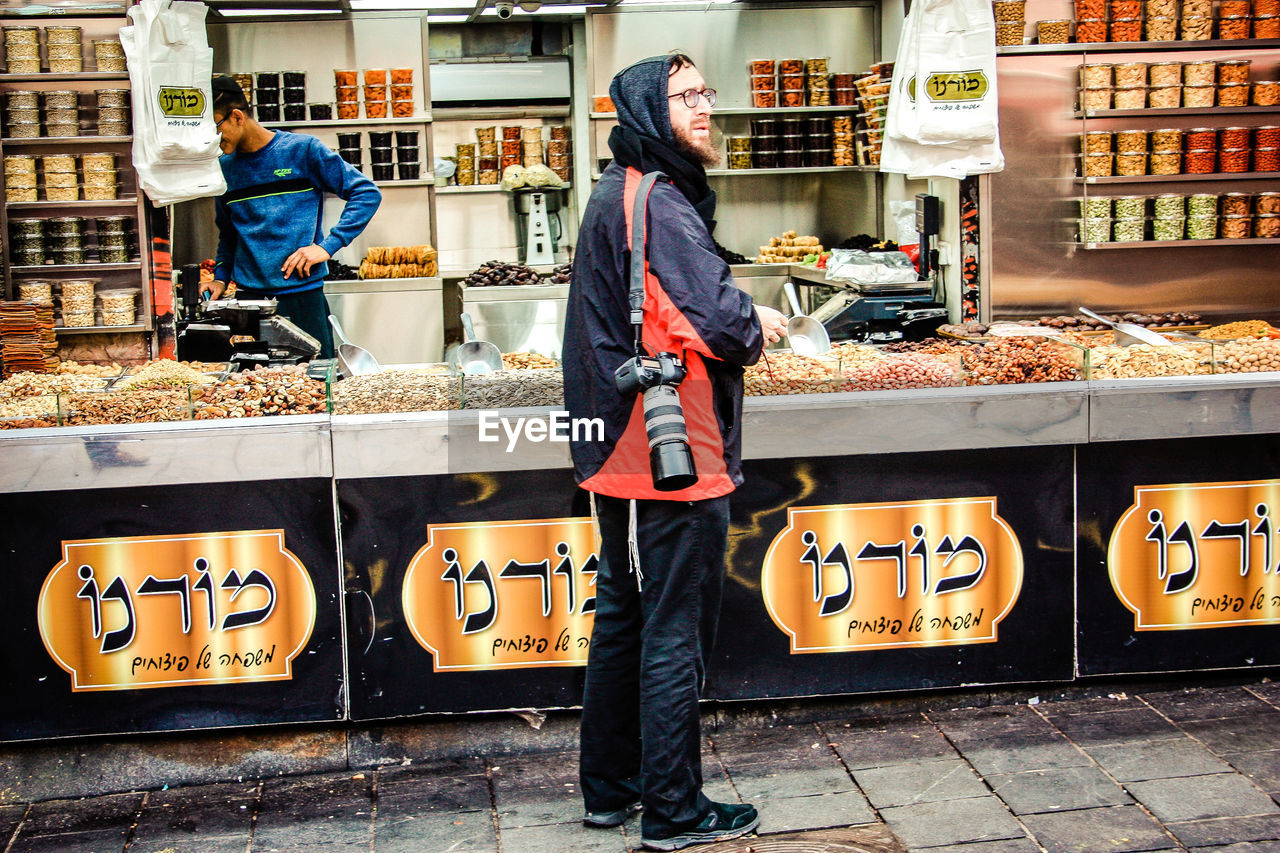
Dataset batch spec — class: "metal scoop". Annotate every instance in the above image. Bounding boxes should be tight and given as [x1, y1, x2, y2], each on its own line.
[1079, 306, 1174, 347]
[329, 314, 381, 377]
[783, 280, 831, 356]
[457, 312, 503, 375]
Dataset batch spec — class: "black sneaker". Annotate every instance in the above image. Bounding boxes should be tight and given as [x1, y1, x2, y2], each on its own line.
[641, 801, 760, 851]
[583, 801, 641, 828]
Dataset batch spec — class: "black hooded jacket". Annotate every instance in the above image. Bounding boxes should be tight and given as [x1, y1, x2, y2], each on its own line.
[562, 56, 764, 501]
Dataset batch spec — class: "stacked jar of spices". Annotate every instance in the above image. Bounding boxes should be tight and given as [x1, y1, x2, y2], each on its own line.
[455, 142, 476, 186]
[1150, 127, 1183, 175]
[1184, 127, 1216, 174]
[1112, 196, 1145, 242]
[1037, 19, 1071, 43]
[727, 136, 752, 170]
[280, 70, 306, 123]
[1112, 61, 1147, 109]
[1079, 63, 1113, 111]
[369, 131, 394, 182]
[806, 58, 830, 106]
[396, 129, 420, 181]
[44, 25, 82, 73]
[95, 215, 132, 264]
[98, 289, 136, 326]
[548, 125, 570, 182]
[93, 38, 125, 72]
[1074, 0, 1106, 42]
[60, 277, 96, 328]
[1145, 0, 1178, 39]
[4, 26, 41, 74]
[1080, 195, 1113, 244]
[3, 153, 36, 203]
[471, 127, 497, 185]
[831, 72, 857, 106]
[9, 218, 45, 266]
[364, 69, 387, 119]
[334, 69, 358, 120]
[1153, 194, 1185, 241]
[390, 67, 414, 117]
[994, 0, 1026, 45]
[41, 153, 78, 201]
[42, 90, 79, 138]
[46, 216, 86, 265]
[253, 72, 280, 123]
[778, 58, 805, 108]
[96, 88, 129, 137]
[501, 126, 521, 171]
[520, 126, 544, 173]
[833, 115, 855, 166]
[16, 280, 53, 307]
[1180, 0, 1213, 38]
[748, 59, 777, 109]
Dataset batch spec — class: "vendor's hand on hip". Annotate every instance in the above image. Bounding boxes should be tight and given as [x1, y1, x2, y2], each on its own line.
[282, 244, 330, 279]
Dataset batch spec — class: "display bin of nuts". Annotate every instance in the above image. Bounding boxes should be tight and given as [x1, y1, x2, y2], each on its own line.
[331, 368, 462, 414]
[193, 365, 328, 419]
[60, 388, 194, 426]
[462, 368, 564, 409]
[1213, 338, 1280, 373]
[1086, 341, 1215, 379]
[961, 336, 1086, 385]
[0, 393, 60, 429]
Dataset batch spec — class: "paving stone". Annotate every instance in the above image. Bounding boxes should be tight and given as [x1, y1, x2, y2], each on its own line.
[129, 834, 250, 853]
[932, 839, 1041, 852]
[132, 795, 255, 839]
[1247, 684, 1280, 709]
[1019, 804, 1174, 853]
[253, 797, 372, 827]
[145, 781, 259, 805]
[1181, 716, 1280, 755]
[957, 736, 1091, 776]
[251, 816, 373, 850]
[1126, 773, 1280, 823]
[727, 759, 858, 802]
[490, 750, 578, 792]
[374, 808, 498, 853]
[1038, 694, 1148, 718]
[1191, 845, 1280, 852]
[377, 765, 491, 813]
[880, 796, 1025, 848]
[930, 706, 1059, 744]
[1167, 813, 1280, 847]
[0, 804, 27, 844]
[1086, 737, 1233, 782]
[500, 820, 630, 852]
[8, 827, 130, 853]
[822, 717, 959, 770]
[21, 792, 142, 835]
[260, 770, 372, 807]
[987, 765, 1133, 814]
[710, 723, 829, 766]
[1225, 751, 1280, 793]
[1142, 687, 1276, 723]
[853, 758, 990, 809]
[1049, 708, 1183, 747]
[755, 791, 876, 833]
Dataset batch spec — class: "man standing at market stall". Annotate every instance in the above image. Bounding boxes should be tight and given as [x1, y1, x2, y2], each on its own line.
[563, 54, 787, 851]
[206, 76, 381, 358]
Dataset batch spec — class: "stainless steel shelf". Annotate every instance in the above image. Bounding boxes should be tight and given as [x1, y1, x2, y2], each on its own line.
[0, 72, 130, 82]
[1, 136, 131, 145]
[1076, 105, 1280, 118]
[261, 115, 431, 129]
[999, 38, 1280, 55]
[54, 323, 146, 334]
[433, 106, 571, 121]
[590, 105, 860, 120]
[1082, 171, 1280, 183]
[6, 197, 137, 210]
[1081, 237, 1280, 248]
[11, 262, 141, 273]
[437, 183, 572, 194]
[706, 165, 877, 176]
[371, 178, 435, 188]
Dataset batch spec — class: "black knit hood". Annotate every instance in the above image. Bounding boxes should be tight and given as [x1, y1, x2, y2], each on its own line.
[607, 55, 716, 232]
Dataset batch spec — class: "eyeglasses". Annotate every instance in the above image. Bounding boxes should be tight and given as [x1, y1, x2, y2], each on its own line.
[215, 112, 235, 130]
[668, 87, 716, 109]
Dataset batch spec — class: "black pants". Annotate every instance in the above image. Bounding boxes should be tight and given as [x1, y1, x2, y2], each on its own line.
[238, 286, 335, 359]
[579, 493, 731, 838]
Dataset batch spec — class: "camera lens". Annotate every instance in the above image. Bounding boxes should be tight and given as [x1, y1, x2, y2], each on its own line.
[641, 384, 697, 491]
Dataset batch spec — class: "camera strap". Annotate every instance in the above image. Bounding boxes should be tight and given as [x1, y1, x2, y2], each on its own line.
[628, 170, 667, 348]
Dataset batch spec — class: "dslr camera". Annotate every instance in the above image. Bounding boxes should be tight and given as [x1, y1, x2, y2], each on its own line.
[613, 352, 697, 491]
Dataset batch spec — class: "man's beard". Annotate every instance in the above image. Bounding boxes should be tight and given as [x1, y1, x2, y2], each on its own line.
[674, 125, 720, 168]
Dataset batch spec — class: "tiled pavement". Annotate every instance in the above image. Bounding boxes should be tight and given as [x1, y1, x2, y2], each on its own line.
[9, 681, 1280, 852]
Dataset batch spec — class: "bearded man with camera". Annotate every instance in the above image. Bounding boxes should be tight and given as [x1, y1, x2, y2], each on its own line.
[561, 53, 787, 851]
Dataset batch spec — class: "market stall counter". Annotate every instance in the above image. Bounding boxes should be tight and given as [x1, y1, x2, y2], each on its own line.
[2, 367, 1279, 740]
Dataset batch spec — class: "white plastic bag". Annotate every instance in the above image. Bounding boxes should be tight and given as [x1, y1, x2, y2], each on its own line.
[913, 0, 1000, 143]
[121, 0, 225, 205]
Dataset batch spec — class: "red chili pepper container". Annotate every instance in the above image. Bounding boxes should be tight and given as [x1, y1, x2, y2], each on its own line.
[1184, 148, 1217, 173]
[1220, 148, 1250, 172]
[1255, 147, 1280, 172]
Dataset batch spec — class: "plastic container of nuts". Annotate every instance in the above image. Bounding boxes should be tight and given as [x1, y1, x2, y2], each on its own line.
[1037, 19, 1071, 43]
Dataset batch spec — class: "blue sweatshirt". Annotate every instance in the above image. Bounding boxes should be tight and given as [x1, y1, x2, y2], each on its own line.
[213, 130, 381, 295]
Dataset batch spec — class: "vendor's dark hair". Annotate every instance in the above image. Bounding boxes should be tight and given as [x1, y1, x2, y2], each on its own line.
[211, 76, 249, 115]
[668, 53, 696, 74]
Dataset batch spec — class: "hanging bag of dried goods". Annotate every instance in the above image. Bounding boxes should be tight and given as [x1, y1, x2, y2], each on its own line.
[913, 0, 1000, 143]
[119, 0, 226, 205]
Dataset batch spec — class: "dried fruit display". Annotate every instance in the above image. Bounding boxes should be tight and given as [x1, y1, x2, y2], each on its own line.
[962, 338, 1083, 384]
[194, 366, 327, 419]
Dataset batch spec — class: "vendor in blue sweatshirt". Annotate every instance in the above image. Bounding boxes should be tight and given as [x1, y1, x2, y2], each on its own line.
[207, 76, 381, 358]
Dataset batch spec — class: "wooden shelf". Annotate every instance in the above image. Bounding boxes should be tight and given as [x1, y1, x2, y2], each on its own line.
[10, 262, 141, 274]
[6, 197, 138, 210]
[1081, 237, 1280, 248]
[54, 323, 146, 334]
[2, 136, 131, 146]
[0, 72, 130, 82]
[1082, 171, 1280, 184]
